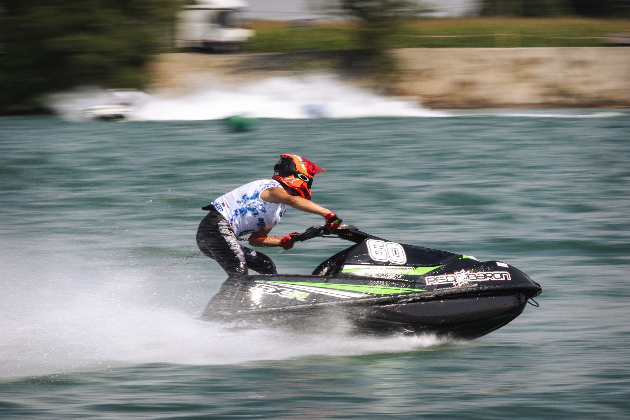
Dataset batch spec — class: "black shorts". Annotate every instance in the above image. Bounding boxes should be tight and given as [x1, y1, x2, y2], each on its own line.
[196, 207, 277, 276]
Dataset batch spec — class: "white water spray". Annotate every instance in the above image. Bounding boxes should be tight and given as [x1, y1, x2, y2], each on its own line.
[0, 242, 448, 379]
[48, 75, 448, 121]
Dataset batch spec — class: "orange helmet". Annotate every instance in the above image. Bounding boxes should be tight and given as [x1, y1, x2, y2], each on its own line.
[272, 154, 326, 200]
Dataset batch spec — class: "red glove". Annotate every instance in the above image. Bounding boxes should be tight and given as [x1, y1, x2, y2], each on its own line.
[280, 233, 300, 250]
[325, 213, 342, 232]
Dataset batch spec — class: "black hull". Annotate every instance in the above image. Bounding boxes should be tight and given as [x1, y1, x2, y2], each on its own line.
[202, 285, 536, 339]
[350, 293, 529, 339]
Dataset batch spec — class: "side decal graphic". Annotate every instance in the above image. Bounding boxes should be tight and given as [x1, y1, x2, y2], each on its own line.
[251, 283, 310, 301]
[256, 280, 425, 299]
[425, 270, 511, 287]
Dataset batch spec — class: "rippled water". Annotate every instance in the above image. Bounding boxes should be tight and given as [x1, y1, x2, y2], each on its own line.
[1, 105, 629, 418]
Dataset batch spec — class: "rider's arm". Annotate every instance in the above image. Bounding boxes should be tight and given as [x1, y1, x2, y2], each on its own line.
[260, 187, 332, 217]
[248, 228, 281, 247]
[252, 187, 340, 248]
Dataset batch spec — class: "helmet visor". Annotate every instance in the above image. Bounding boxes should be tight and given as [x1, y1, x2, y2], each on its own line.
[295, 172, 313, 188]
[273, 173, 312, 199]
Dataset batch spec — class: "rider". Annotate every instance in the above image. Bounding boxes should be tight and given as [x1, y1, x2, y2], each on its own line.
[197, 154, 343, 277]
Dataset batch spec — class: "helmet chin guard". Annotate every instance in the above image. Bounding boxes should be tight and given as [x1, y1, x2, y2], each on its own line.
[272, 154, 326, 200]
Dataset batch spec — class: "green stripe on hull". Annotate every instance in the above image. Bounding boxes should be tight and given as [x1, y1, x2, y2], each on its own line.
[261, 280, 425, 295]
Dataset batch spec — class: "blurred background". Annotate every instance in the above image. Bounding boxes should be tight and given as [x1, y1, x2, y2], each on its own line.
[1, 0, 629, 116]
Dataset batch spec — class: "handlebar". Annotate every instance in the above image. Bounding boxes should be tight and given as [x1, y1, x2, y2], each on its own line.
[292, 224, 362, 243]
[241, 225, 367, 245]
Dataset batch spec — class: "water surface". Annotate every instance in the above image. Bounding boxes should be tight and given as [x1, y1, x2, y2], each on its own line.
[1, 103, 629, 418]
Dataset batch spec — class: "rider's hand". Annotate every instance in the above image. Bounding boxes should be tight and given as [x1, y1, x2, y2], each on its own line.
[325, 213, 342, 233]
[280, 233, 300, 250]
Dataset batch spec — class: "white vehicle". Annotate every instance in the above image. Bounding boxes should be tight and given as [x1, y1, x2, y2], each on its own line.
[175, 0, 254, 52]
[82, 104, 131, 122]
[81, 89, 149, 122]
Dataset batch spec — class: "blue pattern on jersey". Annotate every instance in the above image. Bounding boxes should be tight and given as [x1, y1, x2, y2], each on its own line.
[229, 180, 278, 230]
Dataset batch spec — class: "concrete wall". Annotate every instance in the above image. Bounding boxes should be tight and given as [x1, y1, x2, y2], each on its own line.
[391, 48, 630, 108]
[150, 48, 630, 109]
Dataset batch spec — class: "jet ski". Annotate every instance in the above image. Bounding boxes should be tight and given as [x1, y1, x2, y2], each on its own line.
[82, 104, 130, 122]
[80, 89, 148, 121]
[202, 225, 542, 339]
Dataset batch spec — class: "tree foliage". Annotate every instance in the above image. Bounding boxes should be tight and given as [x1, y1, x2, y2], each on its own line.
[479, 0, 630, 16]
[311, 0, 426, 52]
[309, 0, 426, 78]
[570, 0, 630, 16]
[342, 0, 426, 50]
[0, 0, 182, 113]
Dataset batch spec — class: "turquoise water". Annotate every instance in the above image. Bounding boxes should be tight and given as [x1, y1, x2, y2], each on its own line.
[1, 110, 629, 419]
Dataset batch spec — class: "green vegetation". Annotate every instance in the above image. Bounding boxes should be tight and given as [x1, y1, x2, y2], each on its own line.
[246, 18, 630, 52]
[0, 0, 182, 114]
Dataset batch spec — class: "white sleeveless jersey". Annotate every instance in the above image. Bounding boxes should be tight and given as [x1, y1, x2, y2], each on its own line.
[211, 179, 286, 237]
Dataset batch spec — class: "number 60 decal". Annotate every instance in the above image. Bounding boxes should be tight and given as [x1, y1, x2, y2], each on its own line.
[366, 239, 407, 264]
